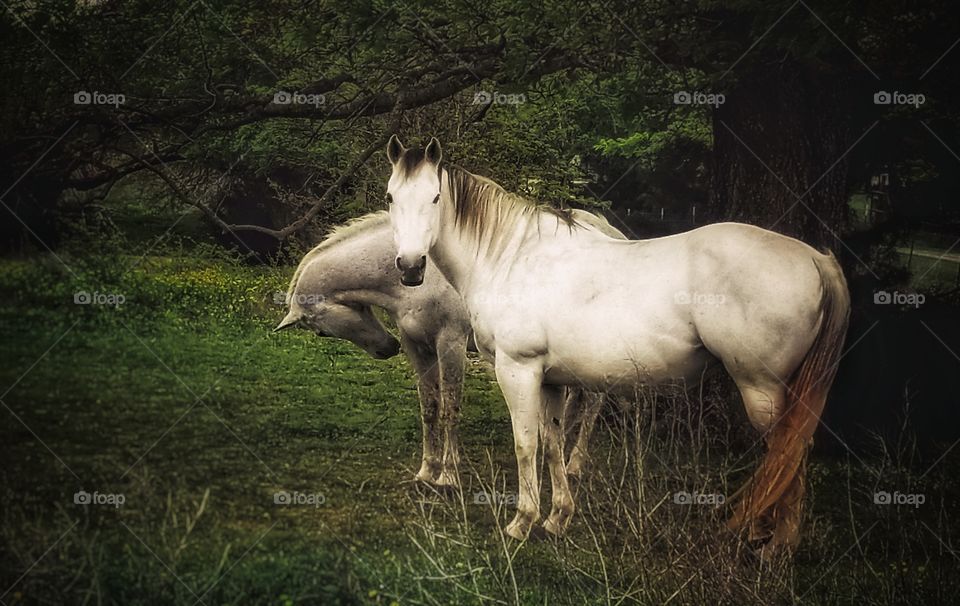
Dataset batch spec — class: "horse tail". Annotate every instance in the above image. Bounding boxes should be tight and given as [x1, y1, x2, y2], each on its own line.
[727, 251, 850, 549]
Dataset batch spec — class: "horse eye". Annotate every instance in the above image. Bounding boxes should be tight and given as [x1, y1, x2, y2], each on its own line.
[385, 193, 393, 204]
[432, 193, 440, 204]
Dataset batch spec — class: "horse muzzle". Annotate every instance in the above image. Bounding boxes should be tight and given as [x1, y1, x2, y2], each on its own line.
[396, 254, 426, 287]
[372, 339, 402, 359]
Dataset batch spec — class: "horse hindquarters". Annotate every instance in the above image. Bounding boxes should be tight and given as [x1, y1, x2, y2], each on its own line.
[726, 253, 850, 551]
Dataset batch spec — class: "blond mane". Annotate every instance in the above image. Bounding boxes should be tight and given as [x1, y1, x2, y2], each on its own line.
[285, 211, 389, 300]
[444, 165, 579, 256]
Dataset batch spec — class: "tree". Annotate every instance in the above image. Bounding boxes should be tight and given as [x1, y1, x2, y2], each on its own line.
[2, 0, 958, 256]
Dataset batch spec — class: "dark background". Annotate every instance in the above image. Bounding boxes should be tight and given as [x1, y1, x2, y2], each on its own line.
[2, 1, 960, 604]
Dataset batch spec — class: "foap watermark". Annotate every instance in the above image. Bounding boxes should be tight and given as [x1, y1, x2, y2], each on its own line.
[74, 90, 125, 108]
[274, 490, 326, 508]
[673, 90, 725, 108]
[74, 490, 125, 508]
[674, 290, 726, 306]
[273, 291, 326, 306]
[873, 90, 925, 108]
[473, 490, 518, 506]
[473, 90, 526, 106]
[74, 291, 125, 307]
[272, 90, 326, 108]
[874, 490, 925, 508]
[873, 290, 925, 308]
[673, 490, 725, 506]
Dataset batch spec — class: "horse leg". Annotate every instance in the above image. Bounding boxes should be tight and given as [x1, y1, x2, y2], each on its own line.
[495, 354, 544, 540]
[731, 379, 789, 543]
[767, 457, 806, 554]
[436, 332, 466, 487]
[403, 337, 443, 484]
[566, 391, 603, 482]
[562, 387, 583, 452]
[542, 385, 575, 536]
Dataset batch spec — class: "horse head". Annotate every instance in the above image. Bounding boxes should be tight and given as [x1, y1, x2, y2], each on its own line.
[385, 135, 443, 287]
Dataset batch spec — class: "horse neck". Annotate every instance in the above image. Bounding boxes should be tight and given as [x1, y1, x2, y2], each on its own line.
[311, 226, 406, 312]
[431, 169, 537, 294]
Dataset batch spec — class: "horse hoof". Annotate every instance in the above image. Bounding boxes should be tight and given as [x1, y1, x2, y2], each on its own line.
[505, 516, 537, 541]
[542, 519, 563, 537]
[543, 512, 572, 537]
[565, 461, 583, 479]
[434, 472, 460, 489]
[413, 468, 437, 484]
[410, 476, 459, 498]
[752, 542, 789, 563]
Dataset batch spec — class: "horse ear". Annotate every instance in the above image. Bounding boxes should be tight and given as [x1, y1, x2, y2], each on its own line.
[425, 137, 443, 164]
[274, 309, 301, 332]
[386, 134, 405, 164]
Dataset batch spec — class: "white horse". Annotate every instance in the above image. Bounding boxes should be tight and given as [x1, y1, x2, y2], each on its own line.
[277, 211, 623, 487]
[385, 136, 850, 552]
[276, 212, 469, 486]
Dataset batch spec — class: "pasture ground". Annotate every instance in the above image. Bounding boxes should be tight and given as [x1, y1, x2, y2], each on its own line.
[1, 248, 959, 605]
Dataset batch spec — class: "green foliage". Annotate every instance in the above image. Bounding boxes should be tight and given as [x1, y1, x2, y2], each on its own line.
[2, 0, 954, 251]
[0, 252, 286, 328]
[595, 112, 710, 168]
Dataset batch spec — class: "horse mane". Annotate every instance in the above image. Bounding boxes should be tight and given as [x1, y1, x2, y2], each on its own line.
[443, 164, 579, 256]
[285, 211, 389, 301]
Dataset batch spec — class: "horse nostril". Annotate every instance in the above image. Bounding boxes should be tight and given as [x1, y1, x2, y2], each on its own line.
[418, 255, 426, 269]
[395, 256, 403, 270]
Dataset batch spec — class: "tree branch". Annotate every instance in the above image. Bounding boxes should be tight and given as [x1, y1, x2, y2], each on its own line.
[120, 107, 403, 241]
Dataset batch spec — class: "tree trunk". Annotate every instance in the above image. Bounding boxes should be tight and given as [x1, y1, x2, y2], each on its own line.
[710, 59, 851, 250]
[0, 176, 64, 254]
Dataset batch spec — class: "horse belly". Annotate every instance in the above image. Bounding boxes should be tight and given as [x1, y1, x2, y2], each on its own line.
[542, 323, 713, 389]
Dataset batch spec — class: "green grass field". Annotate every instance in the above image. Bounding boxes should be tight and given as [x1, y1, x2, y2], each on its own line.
[1, 250, 958, 605]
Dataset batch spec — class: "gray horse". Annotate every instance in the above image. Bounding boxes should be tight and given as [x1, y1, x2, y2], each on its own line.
[277, 210, 624, 487]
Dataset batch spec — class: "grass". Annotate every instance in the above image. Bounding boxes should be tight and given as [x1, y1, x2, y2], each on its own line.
[895, 248, 960, 290]
[1, 249, 959, 605]
[847, 195, 959, 291]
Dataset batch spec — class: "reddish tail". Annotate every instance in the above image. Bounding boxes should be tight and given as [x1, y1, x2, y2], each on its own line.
[728, 252, 851, 549]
